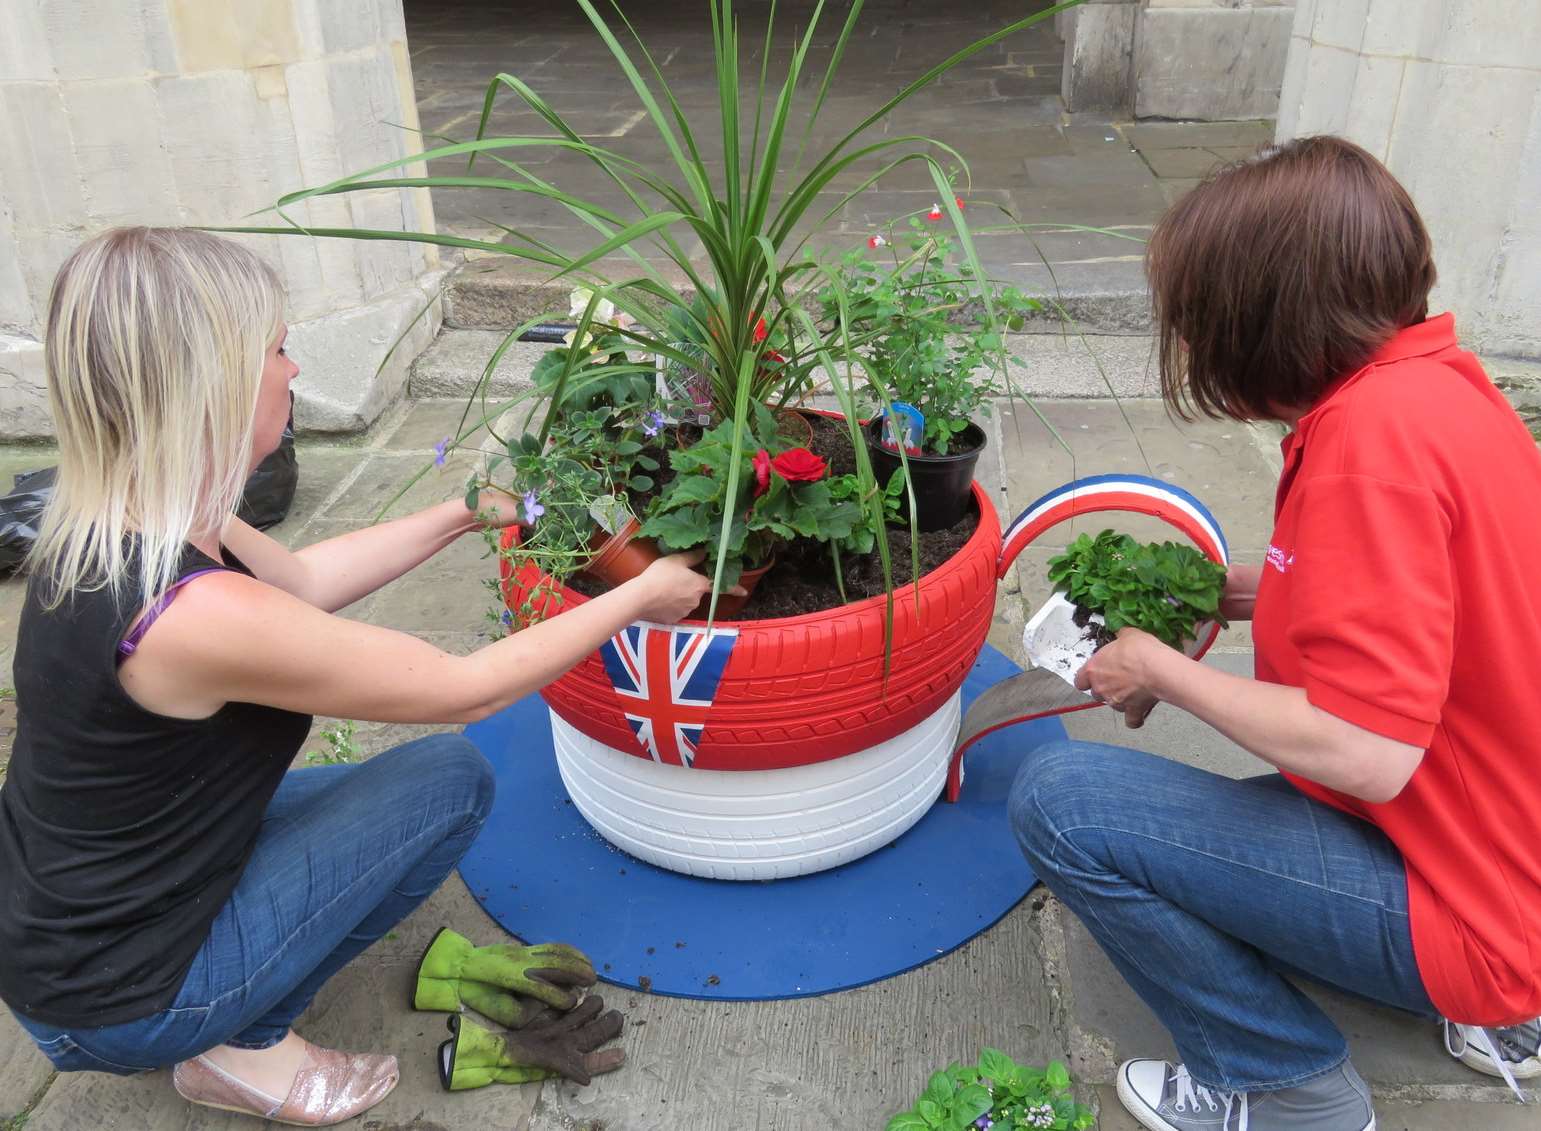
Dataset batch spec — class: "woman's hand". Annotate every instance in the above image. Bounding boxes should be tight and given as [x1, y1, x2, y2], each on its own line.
[629, 551, 718, 624]
[1075, 627, 1171, 729]
[469, 488, 529, 530]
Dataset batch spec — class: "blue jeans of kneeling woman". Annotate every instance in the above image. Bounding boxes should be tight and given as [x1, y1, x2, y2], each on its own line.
[12, 734, 494, 1074]
[1009, 739, 1437, 1093]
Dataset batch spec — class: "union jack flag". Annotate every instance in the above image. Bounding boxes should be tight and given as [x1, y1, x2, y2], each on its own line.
[598, 623, 739, 767]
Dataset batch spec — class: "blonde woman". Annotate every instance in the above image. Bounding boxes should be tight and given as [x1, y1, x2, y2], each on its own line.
[0, 228, 711, 1125]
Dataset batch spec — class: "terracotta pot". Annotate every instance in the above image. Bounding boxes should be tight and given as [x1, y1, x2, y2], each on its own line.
[686, 557, 774, 620]
[579, 518, 660, 587]
[773, 408, 816, 450]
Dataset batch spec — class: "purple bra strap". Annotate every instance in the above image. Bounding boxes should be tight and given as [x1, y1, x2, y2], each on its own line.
[118, 568, 228, 661]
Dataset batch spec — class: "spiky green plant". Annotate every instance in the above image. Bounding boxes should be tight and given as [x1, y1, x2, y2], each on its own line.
[228, 0, 1090, 623]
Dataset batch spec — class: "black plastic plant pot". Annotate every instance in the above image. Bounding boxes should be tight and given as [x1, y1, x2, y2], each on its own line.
[864, 418, 986, 533]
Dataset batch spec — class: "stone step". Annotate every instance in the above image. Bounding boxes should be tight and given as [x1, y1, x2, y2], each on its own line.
[439, 255, 1153, 336]
[411, 325, 1164, 401]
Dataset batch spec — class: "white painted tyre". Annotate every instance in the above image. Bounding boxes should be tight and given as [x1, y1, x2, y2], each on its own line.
[548, 692, 963, 880]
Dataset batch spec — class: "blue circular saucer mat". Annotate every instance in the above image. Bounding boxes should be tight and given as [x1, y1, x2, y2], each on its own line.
[457, 642, 1064, 1002]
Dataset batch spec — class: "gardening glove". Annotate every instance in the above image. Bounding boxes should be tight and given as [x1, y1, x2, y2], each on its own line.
[413, 927, 597, 1025]
[436, 997, 626, 1090]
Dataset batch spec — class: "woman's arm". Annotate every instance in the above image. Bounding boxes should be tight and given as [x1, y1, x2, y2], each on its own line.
[117, 552, 714, 725]
[1078, 628, 1425, 804]
[1220, 564, 1263, 621]
[222, 492, 525, 613]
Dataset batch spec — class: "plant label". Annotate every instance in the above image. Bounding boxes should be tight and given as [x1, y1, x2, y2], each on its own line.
[880, 402, 924, 453]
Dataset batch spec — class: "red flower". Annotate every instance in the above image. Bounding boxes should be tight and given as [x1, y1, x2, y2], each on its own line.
[763, 348, 786, 366]
[955, 195, 966, 209]
[770, 447, 827, 483]
[752, 448, 773, 498]
[752, 316, 768, 343]
[926, 202, 943, 222]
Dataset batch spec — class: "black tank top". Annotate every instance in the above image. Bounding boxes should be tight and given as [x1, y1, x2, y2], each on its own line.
[0, 545, 310, 1026]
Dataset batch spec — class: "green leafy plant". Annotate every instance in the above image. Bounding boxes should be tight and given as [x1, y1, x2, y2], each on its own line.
[1047, 530, 1227, 649]
[471, 428, 643, 626]
[304, 720, 359, 767]
[826, 223, 1041, 455]
[639, 406, 863, 588]
[887, 1049, 1095, 1131]
[234, 0, 1092, 626]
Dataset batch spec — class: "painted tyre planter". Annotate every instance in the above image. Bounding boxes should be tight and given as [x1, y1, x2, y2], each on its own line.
[499, 480, 1002, 880]
[498, 471, 1227, 880]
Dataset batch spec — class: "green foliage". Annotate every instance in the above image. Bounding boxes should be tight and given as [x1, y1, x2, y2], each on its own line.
[1046, 530, 1227, 649]
[639, 406, 863, 587]
[304, 720, 359, 767]
[824, 224, 1041, 454]
[886, 1049, 1095, 1131]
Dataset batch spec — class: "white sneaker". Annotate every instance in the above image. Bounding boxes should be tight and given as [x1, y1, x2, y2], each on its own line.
[1443, 1018, 1540, 1101]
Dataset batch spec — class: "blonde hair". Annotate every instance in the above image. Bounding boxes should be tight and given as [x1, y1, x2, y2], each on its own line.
[29, 227, 284, 609]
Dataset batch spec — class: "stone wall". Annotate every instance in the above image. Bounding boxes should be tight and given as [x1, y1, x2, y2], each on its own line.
[1277, 0, 1541, 359]
[1061, 0, 1295, 121]
[0, 0, 441, 439]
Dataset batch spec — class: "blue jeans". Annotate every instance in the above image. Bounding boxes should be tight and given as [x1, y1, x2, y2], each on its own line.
[1010, 740, 1437, 1093]
[12, 734, 494, 1074]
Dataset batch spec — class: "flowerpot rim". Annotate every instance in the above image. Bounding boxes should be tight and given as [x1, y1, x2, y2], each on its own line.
[864, 417, 988, 462]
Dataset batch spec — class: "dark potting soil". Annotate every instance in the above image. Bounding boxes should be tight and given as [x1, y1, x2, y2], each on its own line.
[567, 410, 979, 619]
[1071, 602, 1118, 651]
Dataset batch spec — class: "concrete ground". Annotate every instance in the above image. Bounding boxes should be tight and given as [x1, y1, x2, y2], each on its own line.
[3, 377, 1538, 1128]
[402, 0, 1272, 320]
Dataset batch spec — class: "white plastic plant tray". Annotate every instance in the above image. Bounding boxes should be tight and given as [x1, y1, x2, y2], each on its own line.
[1023, 591, 1103, 693]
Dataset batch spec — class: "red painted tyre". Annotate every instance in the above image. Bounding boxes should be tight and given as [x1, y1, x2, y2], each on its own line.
[500, 481, 1002, 771]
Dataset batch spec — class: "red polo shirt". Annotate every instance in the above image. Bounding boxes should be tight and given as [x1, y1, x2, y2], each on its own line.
[1253, 314, 1541, 1026]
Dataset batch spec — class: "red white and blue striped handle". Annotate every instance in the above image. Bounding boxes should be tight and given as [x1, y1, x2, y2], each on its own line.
[997, 474, 1230, 580]
[945, 475, 1231, 803]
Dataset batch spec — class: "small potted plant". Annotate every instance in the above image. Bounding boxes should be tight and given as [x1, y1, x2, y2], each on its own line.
[828, 223, 1040, 532]
[887, 1048, 1095, 1131]
[1027, 529, 1228, 687]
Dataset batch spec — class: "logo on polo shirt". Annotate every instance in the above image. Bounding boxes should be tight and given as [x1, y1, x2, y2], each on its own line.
[1266, 544, 1295, 574]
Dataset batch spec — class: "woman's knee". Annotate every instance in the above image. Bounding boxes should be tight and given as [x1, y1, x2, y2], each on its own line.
[374, 733, 495, 826]
[1008, 740, 1100, 864]
[428, 735, 496, 823]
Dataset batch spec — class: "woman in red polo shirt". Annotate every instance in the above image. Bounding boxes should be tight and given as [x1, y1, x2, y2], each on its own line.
[1010, 135, 1541, 1131]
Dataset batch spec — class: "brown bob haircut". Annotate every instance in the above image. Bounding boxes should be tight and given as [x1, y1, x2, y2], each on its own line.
[1147, 135, 1436, 421]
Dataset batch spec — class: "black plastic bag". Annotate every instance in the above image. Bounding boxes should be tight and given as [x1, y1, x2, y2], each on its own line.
[0, 406, 300, 575]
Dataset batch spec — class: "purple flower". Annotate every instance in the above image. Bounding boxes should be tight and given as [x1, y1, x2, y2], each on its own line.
[641, 409, 666, 438]
[434, 438, 450, 467]
[974, 1117, 993, 1130]
[500, 609, 513, 627]
[521, 490, 545, 525]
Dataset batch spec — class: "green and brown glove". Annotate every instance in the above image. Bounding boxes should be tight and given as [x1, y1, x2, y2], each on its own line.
[412, 927, 597, 1028]
[436, 997, 626, 1090]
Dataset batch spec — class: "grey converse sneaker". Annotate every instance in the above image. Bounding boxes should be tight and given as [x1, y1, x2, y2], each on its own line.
[1116, 1059, 1375, 1131]
[1443, 1018, 1539, 1102]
